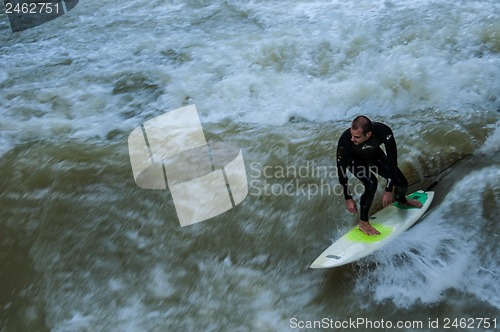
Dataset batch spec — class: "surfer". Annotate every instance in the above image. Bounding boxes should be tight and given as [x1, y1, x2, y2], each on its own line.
[336, 116, 422, 235]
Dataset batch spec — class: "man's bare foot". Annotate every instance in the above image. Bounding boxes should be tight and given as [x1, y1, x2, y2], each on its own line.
[359, 221, 381, 235]
[401, 199, 423, 208]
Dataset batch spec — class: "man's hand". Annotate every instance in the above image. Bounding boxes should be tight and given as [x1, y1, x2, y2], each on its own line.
[346, 199, 358, 214]
[382, 191, 394, 207]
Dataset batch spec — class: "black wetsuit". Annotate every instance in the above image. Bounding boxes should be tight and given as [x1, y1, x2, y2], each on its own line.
[336, 122, 409, 221]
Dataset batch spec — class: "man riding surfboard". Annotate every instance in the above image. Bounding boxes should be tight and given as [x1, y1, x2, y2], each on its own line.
[336, 116, 422, 235]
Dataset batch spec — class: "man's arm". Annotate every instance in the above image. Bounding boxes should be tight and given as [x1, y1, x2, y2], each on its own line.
[336, 130, 352, 200]
[378, 123, 398, 191]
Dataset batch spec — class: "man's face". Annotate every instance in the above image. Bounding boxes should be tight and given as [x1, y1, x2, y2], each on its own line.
[350, 127, 371, 145]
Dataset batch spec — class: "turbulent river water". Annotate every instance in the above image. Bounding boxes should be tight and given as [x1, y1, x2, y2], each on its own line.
[1, 0, 499, 331]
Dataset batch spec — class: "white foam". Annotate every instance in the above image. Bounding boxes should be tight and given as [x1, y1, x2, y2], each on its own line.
[0, 0, 498, 149]
[147, 265, 175, 298]
[55, 312, 94, 332]
[478, 122, 500, 155]
[0, 70, 8, 85]
[355, 166, 500, 308]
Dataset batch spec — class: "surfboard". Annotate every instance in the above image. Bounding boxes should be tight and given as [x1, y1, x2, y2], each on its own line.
[310, 190, 434, 269]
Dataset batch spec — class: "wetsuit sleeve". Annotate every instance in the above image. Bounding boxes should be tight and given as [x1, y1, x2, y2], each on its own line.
[336, 130, 352, 200]
[380, 124, 398, 192]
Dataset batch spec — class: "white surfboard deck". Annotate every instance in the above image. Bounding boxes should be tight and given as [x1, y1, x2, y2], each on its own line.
[310, 190, 434, 269]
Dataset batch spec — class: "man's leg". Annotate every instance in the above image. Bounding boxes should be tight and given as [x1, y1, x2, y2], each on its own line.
[392, 168, 409, 203]
[372, 156, 422, 208]
[393, 170, 422, 207]
[350, 163, 380, 235]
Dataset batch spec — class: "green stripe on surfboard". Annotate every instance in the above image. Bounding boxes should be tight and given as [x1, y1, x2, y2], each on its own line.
[346, 224, 393, 243]
[346, 191, 427, 243]
[393, 191, 428, 209]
